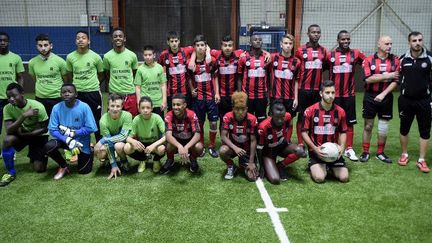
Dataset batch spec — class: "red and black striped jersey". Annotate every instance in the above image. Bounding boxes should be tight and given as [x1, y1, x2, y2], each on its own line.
[212, 49, 244, 97]
[295, 43, 328, 91]
[158, 46, 194, 96]
[165, 108, 200, 140]
[238, 52, 268, 99]
[302, 102, 347, 148]
[362, 53, 400, 93]
[327, 48, 365, 97]
[269, 53, 301, 100]
[257, 112, 292, 149]
[222, 111, 258, 151]
[189, 58, 217, 101]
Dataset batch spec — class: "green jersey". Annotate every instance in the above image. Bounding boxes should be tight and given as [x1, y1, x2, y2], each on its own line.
[3, 99, 48, 133]
[66, 50, 104, 92]
[130, 113, 165, 143]
[103, 48, 138, 95]
[99, 110, 133, 137]
[134, 63, 166, 107]
[29, 53, 67, 98]
[0, 51, 24, 99]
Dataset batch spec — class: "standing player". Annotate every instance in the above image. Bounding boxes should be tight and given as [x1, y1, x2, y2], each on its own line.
[159, 31, 194, 109]
[188, 34, 220, 158]
[398, 31, 432, 173]
[295, 24, 328, 148]
[124, 96, 166, 173]
[302, 80, 349, 183]
[360, 36, 400, 163]
[327, 30, 365, 161]
[269, 34, 301, 119]
[160, 94, 204, 174]
[44, 83, 98, 180]
[94, 94, 133, 179]
[0, 32, 24, 154]
[103, 28, 139, 116]
[219, 91, 258, 181]
[134, 45, 167, 118]
[238, 34, 270, 123]
[257, 100, 306, 184]
[0, 83, 49, 187]
[66, 30, 104, 141]
[29, 33, 67, 116]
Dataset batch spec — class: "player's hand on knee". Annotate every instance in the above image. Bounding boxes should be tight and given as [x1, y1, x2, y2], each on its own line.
[144, 144, 155, 154]
[108, 167, 121, 180]
[234, 147, 246, 157]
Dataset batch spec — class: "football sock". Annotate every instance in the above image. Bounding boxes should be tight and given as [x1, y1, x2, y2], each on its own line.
[362, 143, 370, 153]
[377, 142, 385, 154]
[346, 126, 354, 149]
[2, 147, 16, 176]
[209, 129, 217, 148]
[282, 153, 300, 167]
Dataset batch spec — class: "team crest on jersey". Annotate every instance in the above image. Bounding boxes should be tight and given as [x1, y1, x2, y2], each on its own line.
[50, 67, 54, 71]
[303, 54, 308, 58]
[9, 63, 12, 67]
[422, 62, 428, 68]
[267, 134, 273, 139]
[229, 124, 233, 129]
[370, 65, 376, 70]
[330, 57, 335, 63]
[273, 61, 278, 66]
[246, 61, 250, 66]
[74, 117, 80, 122]
[314, 117, 319, 123]
[87, 62, 90, 67]
[165, 59, 170, 65]
[125, 61, 129, 65]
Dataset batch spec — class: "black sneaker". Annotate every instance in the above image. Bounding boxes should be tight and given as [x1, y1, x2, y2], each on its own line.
[159, 159, 174, 174]
[277, 164, 289, 181]
[376, 153, 392, 164]
[208, 147, 219, 158]
[189, 159, 200, 173]
[359, 152, 370, 162]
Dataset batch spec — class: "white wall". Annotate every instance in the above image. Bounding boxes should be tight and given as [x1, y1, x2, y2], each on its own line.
[240, 0, 286, 26]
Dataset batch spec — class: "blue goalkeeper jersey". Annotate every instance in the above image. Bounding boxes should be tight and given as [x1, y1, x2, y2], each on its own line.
[49, 100, 98, 154]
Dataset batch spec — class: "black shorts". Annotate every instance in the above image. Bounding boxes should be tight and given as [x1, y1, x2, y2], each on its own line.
[218, 96, 232, 120]
[263, 141, 289, 160]
[14, 135, 49, 162]
[128, 142, 162, 161]
[269, 98, 297, 118]
[35, 97, 62, 118]
[247, 98, 268, 122]
[308, 151, 346, 169]
[192, 99, 219, 122]
[152, 107, 164, 119]
[77, 91, 103, 123]
[298, 90, 320, 120]
[334, 96, 356, 125]
[398, 95, 432, 139]
[362, 92, 393, 120]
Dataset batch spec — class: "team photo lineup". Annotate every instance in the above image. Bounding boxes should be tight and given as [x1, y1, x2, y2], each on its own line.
[0, 24, 431, 187]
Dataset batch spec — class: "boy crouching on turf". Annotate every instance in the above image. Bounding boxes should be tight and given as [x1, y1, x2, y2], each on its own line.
[94, 93, 133, 179]
[124, 96, 166, 173]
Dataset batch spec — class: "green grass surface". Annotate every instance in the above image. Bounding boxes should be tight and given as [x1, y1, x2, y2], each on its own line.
[0, 93, 431, 243]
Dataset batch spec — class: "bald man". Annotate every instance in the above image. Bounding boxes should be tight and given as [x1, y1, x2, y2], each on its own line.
[359, 36, 400, 163]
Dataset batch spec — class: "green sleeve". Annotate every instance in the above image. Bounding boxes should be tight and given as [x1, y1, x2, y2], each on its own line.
[99, 117, 110, 137]
[95, 54, 104, 73]
[157, 114, 166, 133]
[28, 60, 35, 77]
[122, 112, 133, 132]
[130, 116, 138, 137]
[35, 101, 48, 122]
[3, 104, 13, 121]
[159, 65, 167, 83]
[16, 55, 24, 73]
[59, 58, 68, 76]
[66, 55, 73, 72]
[133, 68, 143, 86]
[103, 55, 110, 71]
[131, 53, 138, 70]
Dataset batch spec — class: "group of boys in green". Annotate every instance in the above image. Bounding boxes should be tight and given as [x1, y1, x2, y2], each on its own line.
[0, 28, 170, 186]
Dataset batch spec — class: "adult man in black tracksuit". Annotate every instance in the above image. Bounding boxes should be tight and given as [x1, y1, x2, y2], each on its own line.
[397, 31, 432, 173]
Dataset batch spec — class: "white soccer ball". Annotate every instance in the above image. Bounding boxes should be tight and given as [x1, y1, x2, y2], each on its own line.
[320, 142, 340, 163]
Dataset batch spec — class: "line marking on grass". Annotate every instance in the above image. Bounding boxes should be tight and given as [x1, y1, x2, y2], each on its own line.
[255, 178, 290, 243]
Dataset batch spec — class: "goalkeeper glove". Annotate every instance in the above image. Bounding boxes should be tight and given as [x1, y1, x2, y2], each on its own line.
[65, 137, 83, 150]
[59, 125, 76, 137]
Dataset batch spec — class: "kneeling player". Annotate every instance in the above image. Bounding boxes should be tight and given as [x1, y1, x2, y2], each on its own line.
[0, 83, 49, 186]
[161, 94, 203, 174]
[94, 94, 132, 179]
[124, 96, 166, 173]
[44, 83, 98, 180]
[257, 100, 306, 184]
[219, 91, 258, 181]
[302, 80, 349, 183]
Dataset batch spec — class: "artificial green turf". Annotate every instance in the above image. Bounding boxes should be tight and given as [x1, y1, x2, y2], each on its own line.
[0, 93, 431, 243]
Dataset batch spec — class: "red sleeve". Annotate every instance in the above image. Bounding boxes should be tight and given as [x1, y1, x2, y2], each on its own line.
[249, 115, 258, 134]
[257, 123, 267, 148]
[210, 49, 221, 58]
[356, 49, 366, 64]
[164, 112, 173, 131]
[182, 46, 195, 57]
[295, 47, 303, 60]
[393, 57, 401, 82]
[362, 57, 372, 79]
[302, 108, 312, 132]
[234, 49, 245, 57]
[222, 114, 230, 130]
[189, 110, 201, 133]
[338, 108, 348, 133]
[238, 56, 246, 74]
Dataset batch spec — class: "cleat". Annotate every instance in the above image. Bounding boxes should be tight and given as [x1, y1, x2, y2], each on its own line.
[278, 164, 289, 181]
[417, 160, 430, 173]
[344, 148, 359, 161]
[159, 159, 174, 174]
[376, 153, 392, 164]
[208, 147, 219, 158]
[224, 166, 237, 180]
[359, 152, 370, 162]
[189, 159, 200, 173]
[153, 161, 161, 173]
[137, 161, 146, 173]
[54, 167, 69, 180]
[0, 173, 16, 187]
[398, 153, 409, 166]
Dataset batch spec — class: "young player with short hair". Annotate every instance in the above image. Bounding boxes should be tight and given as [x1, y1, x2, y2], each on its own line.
[103, 28, 139, 116]
[124, 96, 166, 173]
[0, 83, 49, 186]
[94, 93, 133, 179]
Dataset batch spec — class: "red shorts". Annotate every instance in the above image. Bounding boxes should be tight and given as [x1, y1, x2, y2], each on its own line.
[123, 94, 138, 116]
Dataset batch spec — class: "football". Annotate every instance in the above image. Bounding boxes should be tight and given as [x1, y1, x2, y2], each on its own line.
[320, 142, 340, 163]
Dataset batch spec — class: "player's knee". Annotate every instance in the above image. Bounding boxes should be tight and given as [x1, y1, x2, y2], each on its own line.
[267, 175, 280, 185]
[123, 143, 134, 154]
[114, 143, 125, 153]
[364, 122, 373, 132]
[194, 142, 204, 154]
[44, 140, 58, 154]
[219, 145, 230, 158]
[2, 135, 16, 148]
[166, 143, 176, 153]
[339, 174, 349, 183]
[156, 145, 166, 155]
[33, 160, 47, 173]
[312, 174, 326, 183]
[377, 119, 389, 136]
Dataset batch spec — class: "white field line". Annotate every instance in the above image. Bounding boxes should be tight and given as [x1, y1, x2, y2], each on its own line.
[255, 178, 290, 243]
